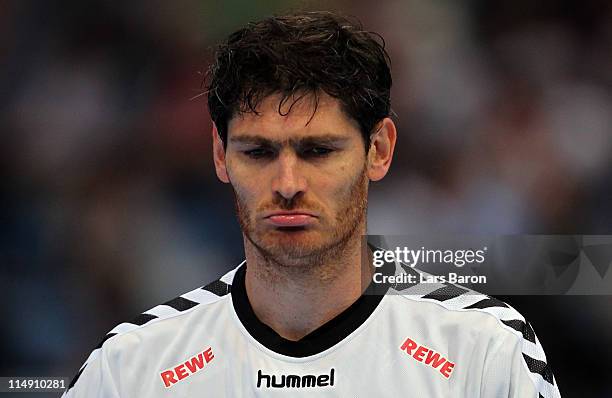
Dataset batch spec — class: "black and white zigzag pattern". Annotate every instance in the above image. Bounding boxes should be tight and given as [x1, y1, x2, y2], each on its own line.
[393, 264, 561, 398]
[62, 265, 240, 395]
[65, 260, 561, 398]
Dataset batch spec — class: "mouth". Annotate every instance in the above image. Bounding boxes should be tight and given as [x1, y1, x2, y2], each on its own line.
[263, 211, 318, 228]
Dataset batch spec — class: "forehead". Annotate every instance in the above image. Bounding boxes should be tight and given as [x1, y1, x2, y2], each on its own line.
[227, 93, 361, 142]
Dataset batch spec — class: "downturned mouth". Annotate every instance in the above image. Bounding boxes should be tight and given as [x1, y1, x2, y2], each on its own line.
[264, 212, 317, 227]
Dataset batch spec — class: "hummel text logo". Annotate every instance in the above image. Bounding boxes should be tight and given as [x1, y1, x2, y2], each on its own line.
[256, 368, 335, 389]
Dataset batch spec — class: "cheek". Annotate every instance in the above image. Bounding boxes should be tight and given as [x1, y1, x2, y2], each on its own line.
[232, 179, 262, 206]
[226, 161, 261, 204]
[331, 159, 362, 192]
[316, 171, 358, 208]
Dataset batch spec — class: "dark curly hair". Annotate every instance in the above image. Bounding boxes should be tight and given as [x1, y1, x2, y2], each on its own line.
[204, 11, 392, 151]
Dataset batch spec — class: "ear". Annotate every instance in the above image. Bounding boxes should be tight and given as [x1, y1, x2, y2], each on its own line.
[366, 117, 397, 181]
[212, 123, 230, 183]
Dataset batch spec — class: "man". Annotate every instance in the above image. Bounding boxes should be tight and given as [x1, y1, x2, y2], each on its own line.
[64, 11, 561, 397]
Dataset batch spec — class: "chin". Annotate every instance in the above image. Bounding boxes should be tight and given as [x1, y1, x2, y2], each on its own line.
[255, 229, 332, 260]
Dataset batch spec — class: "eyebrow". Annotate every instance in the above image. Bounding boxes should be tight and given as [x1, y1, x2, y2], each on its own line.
[229, 134, 350, 147]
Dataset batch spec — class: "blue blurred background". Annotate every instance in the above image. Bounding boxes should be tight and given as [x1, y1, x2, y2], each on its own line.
[1, 0, 611, 396]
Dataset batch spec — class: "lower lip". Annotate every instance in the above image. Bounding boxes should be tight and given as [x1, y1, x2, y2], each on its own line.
[265, 214, 316, 227]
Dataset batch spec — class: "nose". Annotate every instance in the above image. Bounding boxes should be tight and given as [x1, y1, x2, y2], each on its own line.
[271, 149, 306, 200]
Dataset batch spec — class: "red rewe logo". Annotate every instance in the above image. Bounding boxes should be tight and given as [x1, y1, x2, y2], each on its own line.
[399, 337, 455, 379]
[160, 347, 214, 388]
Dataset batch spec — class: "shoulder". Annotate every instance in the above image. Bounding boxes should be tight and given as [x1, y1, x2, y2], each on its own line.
[102, 263, 238, 347]
[64, 263, 242, 394]
[387, 266, 559, 397]
[393, 278, 534, 341]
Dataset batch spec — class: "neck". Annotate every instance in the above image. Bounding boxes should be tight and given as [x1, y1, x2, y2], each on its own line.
[243, 225, 374, 341]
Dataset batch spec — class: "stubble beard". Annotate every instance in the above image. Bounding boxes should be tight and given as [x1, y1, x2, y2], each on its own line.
[233, 165, 369, 272]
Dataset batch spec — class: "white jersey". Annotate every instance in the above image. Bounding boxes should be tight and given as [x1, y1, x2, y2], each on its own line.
[63, 259, 561, 397]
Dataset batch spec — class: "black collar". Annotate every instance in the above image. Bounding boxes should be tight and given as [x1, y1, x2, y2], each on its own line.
[231, 255, 394, 358]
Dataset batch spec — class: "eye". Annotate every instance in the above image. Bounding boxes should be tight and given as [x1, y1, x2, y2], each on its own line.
[303, 146, 334, 157]
[243, 148, 274, 159]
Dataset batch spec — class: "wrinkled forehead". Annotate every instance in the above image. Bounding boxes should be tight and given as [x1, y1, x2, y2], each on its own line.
[227, 92, 361, 142]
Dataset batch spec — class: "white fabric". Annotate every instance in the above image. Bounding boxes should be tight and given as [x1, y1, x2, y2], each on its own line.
[64, 264, 561, 398]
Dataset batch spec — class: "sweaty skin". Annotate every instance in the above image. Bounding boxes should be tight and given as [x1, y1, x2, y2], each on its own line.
[212, 93, 396, 340]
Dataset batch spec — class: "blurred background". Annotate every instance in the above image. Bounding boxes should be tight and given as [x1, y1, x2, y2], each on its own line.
[1, 0, 611, 396]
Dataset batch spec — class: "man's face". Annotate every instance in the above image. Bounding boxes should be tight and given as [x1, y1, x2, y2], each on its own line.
[220, 93, 369, 265]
